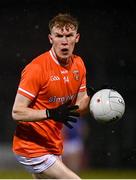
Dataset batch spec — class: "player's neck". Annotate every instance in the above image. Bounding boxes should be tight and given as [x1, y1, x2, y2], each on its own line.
[51, 48, 71, 66]
[58, 58, 71, 66]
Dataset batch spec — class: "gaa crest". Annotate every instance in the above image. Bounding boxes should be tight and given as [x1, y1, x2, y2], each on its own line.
[73, 70, 79, 81]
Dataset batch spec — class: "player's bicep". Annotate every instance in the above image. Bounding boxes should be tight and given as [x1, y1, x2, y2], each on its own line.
[13, 93, 32, 110]
[12, 93, 33, 121]
[12, 93, 46, 122]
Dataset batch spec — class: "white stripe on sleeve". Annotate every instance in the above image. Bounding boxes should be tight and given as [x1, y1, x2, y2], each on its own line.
[18, 87, 35, 98]
[79, 85, 86, 90]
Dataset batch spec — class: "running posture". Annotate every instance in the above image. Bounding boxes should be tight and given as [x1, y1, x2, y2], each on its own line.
[12, 13, 91, 179]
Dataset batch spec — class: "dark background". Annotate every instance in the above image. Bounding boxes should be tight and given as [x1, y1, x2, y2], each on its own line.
[0, 0, 136, 169]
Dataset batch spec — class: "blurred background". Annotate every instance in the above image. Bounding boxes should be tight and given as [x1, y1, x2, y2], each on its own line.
[0, 0, 136, 178]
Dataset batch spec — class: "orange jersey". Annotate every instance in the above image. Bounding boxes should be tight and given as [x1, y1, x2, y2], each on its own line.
[13, 49, 86, 158]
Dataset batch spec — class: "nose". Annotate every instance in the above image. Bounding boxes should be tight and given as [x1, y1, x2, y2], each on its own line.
[61, 36, 68, 45]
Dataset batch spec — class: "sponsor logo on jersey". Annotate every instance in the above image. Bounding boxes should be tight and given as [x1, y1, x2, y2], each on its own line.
[48, 94, 77, 103]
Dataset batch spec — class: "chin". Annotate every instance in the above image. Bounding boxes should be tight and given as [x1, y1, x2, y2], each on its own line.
[59, 54, 69, 60]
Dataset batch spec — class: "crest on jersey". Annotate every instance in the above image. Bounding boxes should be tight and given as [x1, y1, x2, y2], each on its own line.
[73, 70, 79, 81]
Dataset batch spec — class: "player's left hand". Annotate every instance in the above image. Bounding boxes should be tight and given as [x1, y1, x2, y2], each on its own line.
[86, 86, 96, 97]
[86, 84, 116, 97]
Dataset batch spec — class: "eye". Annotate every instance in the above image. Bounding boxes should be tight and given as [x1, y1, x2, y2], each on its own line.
[66, 34, 73, 38]
[56, 34, 63, 38]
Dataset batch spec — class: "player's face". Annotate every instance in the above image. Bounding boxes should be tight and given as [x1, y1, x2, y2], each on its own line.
[49, 25, 80, 64]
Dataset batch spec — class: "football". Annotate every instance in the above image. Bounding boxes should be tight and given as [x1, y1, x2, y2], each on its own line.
[89, 89, 125, 123]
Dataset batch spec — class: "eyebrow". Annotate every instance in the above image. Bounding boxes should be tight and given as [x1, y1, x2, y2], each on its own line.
[54, 31, 75, 36]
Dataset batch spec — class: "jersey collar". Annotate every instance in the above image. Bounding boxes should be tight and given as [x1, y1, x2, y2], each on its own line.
[49, 48, 60, 65]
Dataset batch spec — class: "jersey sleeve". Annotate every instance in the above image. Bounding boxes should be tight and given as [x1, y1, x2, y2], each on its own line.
[79, 58, 87, 92]
[17, 63, 42, 100]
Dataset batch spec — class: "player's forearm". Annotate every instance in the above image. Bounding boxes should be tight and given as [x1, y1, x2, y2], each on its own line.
[12, 107, 47, 122]
[76, 95, 90, 116]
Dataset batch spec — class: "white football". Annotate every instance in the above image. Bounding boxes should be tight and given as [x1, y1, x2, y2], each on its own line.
[89, 89, 125, 123]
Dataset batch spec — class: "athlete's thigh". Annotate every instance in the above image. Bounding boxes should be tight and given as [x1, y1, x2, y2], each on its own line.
[33, 158, 81, 179]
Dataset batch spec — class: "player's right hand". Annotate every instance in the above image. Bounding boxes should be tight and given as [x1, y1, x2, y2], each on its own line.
[46, 101, 80, 129]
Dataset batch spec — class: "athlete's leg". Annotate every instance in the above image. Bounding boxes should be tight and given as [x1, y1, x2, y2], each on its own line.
[32, 157, 81, 179]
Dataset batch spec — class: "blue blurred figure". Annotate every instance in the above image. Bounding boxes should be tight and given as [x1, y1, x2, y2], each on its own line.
[62, 117, 89, 172]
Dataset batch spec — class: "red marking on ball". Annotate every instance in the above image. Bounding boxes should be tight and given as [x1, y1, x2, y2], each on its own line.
[97, 98, 100, 102]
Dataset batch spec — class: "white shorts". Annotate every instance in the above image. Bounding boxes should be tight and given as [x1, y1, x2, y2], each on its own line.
[15, 154, 61, 173]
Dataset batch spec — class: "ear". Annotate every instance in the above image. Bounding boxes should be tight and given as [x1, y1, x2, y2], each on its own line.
[75, 33, 80, 43]
[48, 34, 53, 44]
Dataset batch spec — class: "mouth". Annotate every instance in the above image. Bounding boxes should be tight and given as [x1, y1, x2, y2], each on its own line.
[61, 48, 69, 54]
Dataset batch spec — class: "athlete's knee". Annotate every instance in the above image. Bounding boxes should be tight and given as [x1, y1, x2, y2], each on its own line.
[32, 172, 49, 179]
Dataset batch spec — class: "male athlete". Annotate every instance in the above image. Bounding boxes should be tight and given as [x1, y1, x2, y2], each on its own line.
[12, 13, 92, 179]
